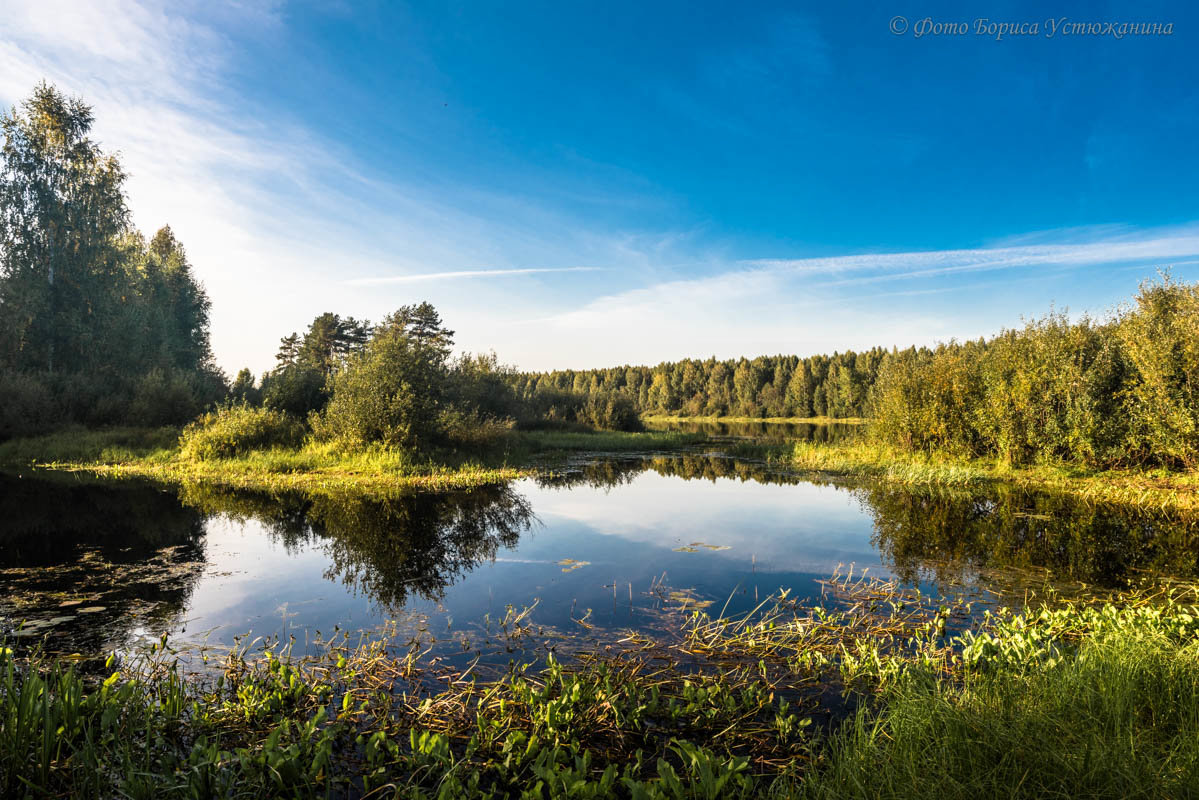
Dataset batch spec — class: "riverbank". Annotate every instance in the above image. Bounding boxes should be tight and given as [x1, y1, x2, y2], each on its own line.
[0, 427, 704, 496]
[781, 439, 1199, 513]
[4, 577, 1197, 798]
[643, 414, 865, 425]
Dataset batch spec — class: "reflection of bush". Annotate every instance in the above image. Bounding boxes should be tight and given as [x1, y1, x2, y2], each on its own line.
[177, 484, 535, 609]
[860, 483, 1199, 588]
[535, 453, 815, 491]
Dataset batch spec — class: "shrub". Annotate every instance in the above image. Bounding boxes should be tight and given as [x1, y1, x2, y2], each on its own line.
[437, 408, 515, 448]
[262, 365, 328, 417]
[0, 370, 57, 440]
[1117, 274, 1199, 468]
[579, 392, 643, 431]
[179, 405, 305, 460]
[128, 368, 204, 427]
[311, 328, 446, 450]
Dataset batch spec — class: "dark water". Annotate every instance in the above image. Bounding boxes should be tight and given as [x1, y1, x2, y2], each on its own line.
[2, 454, 1196, 660]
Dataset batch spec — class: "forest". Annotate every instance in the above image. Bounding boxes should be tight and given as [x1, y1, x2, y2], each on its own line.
[3, 83, 1199, 476]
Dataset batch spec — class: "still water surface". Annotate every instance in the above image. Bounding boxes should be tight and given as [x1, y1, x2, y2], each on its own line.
[2, 450, 1196, 660]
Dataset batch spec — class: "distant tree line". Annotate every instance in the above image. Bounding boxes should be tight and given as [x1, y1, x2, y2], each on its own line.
[514, 349, 888, 419]
[0, 84, 223, 438]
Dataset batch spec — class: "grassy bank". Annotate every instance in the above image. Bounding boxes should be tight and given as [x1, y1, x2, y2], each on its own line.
[643, 414, 865, 425]
[779, 439, 1199, 513]
[0, 426, 704, 496]
[3, 577, 1197, 798]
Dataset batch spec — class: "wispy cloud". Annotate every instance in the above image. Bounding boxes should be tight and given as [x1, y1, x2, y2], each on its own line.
[347, 267, 602, 286]
[502, 224, 1199, 370]
[0, 1, 684, 373]
[740, 225, 1199, 284]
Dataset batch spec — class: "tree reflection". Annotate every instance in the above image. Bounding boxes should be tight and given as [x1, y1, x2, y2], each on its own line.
[859, 484, 1199, 589]
[177, 484, 535, 610]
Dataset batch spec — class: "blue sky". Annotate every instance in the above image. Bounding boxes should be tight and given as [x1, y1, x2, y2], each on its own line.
[2, 0, 1198, 373]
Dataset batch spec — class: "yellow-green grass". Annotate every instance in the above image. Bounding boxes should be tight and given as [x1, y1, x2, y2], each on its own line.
[784, 438, 1199, 513]
[642, 414, 865, 425]
[0, 427, 704, 496]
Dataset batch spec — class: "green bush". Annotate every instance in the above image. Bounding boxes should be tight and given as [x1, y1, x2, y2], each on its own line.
[579, 392, 643, 431]
[1117, 274, 1199, 468]
[261, 365, 328, 417]
[0, 370, 57, 440]
[868, 274, 1199, 470]
[311, 328, 447, 450]
[179, 405, 305, 460]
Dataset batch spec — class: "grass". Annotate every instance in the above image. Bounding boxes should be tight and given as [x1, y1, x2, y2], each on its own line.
[3, 576, 1198, 798]
[0, 426, 705, 496]
[643, 414, 865, 425]
[779, 439, 1199, 514]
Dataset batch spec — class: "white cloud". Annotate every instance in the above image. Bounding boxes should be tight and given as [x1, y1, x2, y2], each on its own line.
[3, 2, 1197, 376]
[0, 0, 670, 374]
[497, 225, 1199, 370]
[347, 267, 602, 286]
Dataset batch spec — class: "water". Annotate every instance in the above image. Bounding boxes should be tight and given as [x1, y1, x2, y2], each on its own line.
[2, 451, 1196, 661]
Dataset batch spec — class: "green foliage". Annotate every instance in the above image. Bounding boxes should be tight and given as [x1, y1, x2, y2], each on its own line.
[805, 602, 1199, 799]
[312, 326, 449, 450]
[0, 84, 223, 436]
[1117, 275, 1199, 468]
[518, 388, 644, 432]
[868, 275, 1199, 469]
[0, 368, 55, 439]
[229, 368, 262, 405]
[179, 405, 306, 460]
[517, 350, 884, 421]
[261, 364, 328, 417]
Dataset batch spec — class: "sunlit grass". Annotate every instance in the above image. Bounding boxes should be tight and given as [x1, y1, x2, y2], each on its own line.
[0, 426, 706, 495]
[781, 439, 1199, 513]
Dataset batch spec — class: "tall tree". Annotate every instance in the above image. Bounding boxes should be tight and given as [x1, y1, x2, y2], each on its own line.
[0, 83, 129, 373]
[383, 302, 454, 351]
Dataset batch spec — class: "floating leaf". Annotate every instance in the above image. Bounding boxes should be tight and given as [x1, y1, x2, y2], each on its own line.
[557, 559, 591, 573]
[77, 606, 107, 614]
[673, 542, 730, 553]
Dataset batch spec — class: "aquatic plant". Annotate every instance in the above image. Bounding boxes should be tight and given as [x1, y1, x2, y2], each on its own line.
[3, 575, 1197, 797]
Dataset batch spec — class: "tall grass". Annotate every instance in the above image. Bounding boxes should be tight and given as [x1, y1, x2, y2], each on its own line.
[0, 426, 705, 496]
[3, 579, 1198, 797]
[804, 602, 1199, 798]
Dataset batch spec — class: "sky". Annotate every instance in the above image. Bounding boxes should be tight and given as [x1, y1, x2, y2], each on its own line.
[1, 0, 1197, 375]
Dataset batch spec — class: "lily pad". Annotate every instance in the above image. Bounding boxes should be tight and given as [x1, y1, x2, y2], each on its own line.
[673, 542, 731, 553]
[77, 606, 107, 614]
